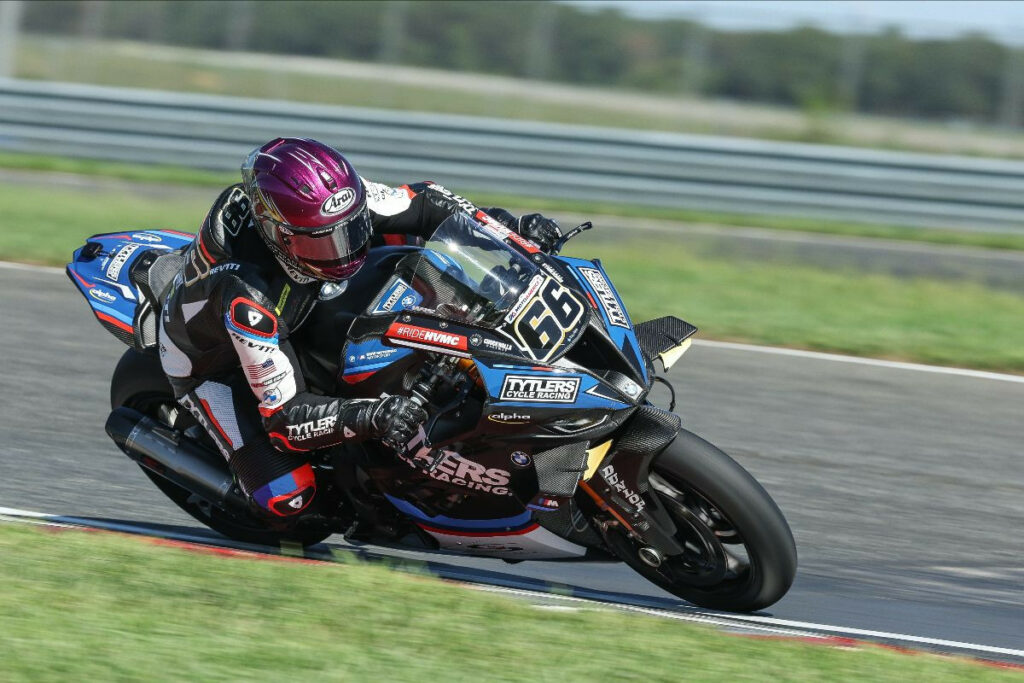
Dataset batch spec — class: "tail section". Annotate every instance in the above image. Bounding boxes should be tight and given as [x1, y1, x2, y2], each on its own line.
[67, 230, 194, 346]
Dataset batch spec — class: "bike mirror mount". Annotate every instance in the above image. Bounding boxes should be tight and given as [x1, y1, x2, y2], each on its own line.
[550, 221, 594, 255]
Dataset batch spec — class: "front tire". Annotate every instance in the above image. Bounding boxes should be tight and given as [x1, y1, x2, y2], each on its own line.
[615, 429, 796, 612]
[110, 349, 332, 547]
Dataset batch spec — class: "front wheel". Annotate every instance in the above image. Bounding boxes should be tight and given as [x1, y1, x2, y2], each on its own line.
[615, 429, 796, 612]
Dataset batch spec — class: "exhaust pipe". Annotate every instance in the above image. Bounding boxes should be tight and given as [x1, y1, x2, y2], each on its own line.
[105, 407, 249, 514]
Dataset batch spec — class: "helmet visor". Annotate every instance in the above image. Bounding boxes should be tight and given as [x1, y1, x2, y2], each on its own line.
[263, 207, 373, 281]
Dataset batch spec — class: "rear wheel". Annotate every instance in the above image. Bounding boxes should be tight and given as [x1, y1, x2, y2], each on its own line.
[612, 429, 796, 612]
[110, 349, 332, 547]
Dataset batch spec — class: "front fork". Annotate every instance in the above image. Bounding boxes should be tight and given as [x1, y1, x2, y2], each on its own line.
[576, 405, 686, 559]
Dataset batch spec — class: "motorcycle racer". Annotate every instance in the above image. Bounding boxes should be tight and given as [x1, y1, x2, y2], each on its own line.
[158, 137, 561, 520]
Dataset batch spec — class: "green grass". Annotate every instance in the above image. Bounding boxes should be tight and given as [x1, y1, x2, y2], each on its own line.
[6, 151, 1024, 252]
[0, 180, 210, 266]
[5, 178, 1024, 372]
[0, 152, 236, 187]
[0, 522, 1016, 681]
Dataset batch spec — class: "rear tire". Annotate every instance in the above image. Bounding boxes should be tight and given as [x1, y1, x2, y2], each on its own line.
[615, 429, 796, 612]
[110, 349, 332, 547]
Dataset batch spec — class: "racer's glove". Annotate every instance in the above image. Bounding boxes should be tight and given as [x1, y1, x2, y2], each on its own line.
[517, 213, 562, 254]
[368, 395, 427, 450]
[482, 208, 562, 254]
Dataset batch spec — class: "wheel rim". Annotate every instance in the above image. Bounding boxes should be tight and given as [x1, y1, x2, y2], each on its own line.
[631, 471, 757, 594]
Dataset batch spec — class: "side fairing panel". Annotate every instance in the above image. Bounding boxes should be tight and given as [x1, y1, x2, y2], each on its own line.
[384, 494, 586, 559]
[339, 275, 421, 383]
[341, 338, 413, 384]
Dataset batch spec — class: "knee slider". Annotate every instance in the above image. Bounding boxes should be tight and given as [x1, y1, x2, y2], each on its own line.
[251, 462, 317, 517]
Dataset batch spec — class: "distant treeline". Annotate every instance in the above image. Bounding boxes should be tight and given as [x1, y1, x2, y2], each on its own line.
[21, 1, 1024, 125]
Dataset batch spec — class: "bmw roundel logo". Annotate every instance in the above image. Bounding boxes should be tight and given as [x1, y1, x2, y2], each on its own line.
[510, 451, 532, 467]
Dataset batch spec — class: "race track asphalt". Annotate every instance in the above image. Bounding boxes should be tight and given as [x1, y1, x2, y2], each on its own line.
[1, 264, 1022, 655]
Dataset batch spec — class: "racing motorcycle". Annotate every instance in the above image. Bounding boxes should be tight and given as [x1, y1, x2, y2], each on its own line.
[68, 211, 797, 612]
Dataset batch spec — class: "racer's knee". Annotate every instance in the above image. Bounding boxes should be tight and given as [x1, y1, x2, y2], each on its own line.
[230, 441, 317, 518]
[251, 462, 317, 517]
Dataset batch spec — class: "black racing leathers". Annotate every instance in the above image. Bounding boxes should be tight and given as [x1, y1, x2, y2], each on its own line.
[159, 178, 500, 455]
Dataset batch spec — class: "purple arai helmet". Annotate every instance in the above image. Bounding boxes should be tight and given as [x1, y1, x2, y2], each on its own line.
[242, 137, 371, 282]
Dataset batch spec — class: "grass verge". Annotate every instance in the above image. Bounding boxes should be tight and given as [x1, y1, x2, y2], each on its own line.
[4, 179, 1023, 372]
[5, 151, 1024, 252]
[0, 522, 1016, 681]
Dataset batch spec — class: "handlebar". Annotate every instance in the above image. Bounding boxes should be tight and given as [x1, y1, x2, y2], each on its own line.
[550, 221, 594, 255]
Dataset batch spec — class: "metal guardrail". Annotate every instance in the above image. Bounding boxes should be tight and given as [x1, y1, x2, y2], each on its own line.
[3, 78, 1024, 232]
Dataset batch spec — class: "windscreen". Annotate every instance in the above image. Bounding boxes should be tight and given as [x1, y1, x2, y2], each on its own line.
[411, 213, 539, 326]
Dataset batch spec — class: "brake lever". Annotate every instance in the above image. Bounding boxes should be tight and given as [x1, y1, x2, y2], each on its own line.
[550, 221, 593, 255]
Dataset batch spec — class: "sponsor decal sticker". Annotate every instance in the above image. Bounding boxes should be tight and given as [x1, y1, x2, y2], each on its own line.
[599, 464, 646, 513]
[373, 279, 419, 314]
[358, 348, 400, 362]
[88, 288, 118, 304]
[250, 371, 286, 389]
[499, 375, 581, 403]
[503, 274, 544, 323]
[474, 210, 540, 253]
[467, 543, 525, 551]
[398, 428, 512, 496]
[105, 243, 141, 280]
[286, 415, 338, 442]
[386, 323, 468, 350]
[131, 232, 162, 243]
[481, 337, 514, 353]
[539, 261, 564, 283]
[579, 267, 629, 328]
[321, 187, 357, 215]
[431, 184, 477, 215]
[487, 411, 532, 425]
[210, 263, 241, 276]
[229, 331, 275, 353]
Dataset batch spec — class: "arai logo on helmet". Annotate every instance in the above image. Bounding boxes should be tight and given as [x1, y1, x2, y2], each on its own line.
[320, 187, 357, 216]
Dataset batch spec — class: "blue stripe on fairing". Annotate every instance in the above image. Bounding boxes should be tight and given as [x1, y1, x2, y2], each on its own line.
[384, 494, 533, 532]
[90, 301, 133, 325]
[342, 339, 412, 375]
[343, 359, 399, 374]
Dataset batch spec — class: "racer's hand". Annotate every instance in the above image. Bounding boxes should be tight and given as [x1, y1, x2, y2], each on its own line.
[517, 213, 562, 253]
[370, 396, 427, 450]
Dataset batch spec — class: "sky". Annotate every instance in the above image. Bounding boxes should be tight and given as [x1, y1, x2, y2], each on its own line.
[563, 1, 1024, 44]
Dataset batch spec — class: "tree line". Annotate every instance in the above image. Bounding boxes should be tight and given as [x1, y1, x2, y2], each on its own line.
[21, 0, 1024, 126]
